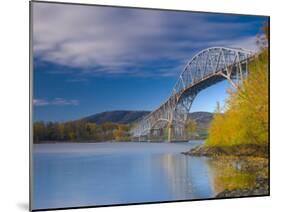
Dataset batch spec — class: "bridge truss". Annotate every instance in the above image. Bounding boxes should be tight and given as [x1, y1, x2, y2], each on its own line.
[131, 47, 253, 142]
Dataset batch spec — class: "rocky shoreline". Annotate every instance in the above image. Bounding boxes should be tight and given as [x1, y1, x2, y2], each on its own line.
[182, 144, 268, 158]
[182, 144, 269, 198]
[215, 175, 269, 198]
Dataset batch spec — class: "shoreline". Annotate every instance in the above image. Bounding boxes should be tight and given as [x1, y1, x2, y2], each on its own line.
[33, 139, 205, 144]
[214, 156, 269, 198]
[182, 143, 268, 158]
[182, 144, 269, 198]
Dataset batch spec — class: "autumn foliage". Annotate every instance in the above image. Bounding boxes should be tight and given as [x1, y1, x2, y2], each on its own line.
[206, 48, 268, 147]
[33, 121, 131, 143]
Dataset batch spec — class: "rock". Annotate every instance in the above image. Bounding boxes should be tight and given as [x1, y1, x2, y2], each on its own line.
[216, 177, 269, 198]
[216, 187, 269, 198]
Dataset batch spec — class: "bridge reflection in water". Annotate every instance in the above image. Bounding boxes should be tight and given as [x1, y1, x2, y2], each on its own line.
[131, 47, 253, 142]
[158, 150, 262, 199]
[159, 153, 214, 200]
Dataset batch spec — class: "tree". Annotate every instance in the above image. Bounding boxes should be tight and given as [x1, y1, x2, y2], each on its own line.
[34, 122, 46, 143]
[256, 21, 269, 50]
[206, 51, 268, 146]
[57, 123, 65, 140]
[84, 122, 98, 140]
[214, 101, 223, 114]
[100, 122, 117, 140]
[206, 22, 268, 147]
[185, 119, 198, 140]
[33, 120, 133, 143]
[113, 124, 130, 141]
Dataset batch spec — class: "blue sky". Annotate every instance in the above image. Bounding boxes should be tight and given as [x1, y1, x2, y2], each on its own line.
[32, 2, 267, 122]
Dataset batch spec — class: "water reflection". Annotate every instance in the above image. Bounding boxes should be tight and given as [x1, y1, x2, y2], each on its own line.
[33, 142, 264, 210]
[161, 154, 190, 199]
[159, 154, 213, 200]
[206, 158, 259, 194]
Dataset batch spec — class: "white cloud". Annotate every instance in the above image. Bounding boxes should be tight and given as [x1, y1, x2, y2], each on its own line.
[33, 99, 49, 106]
[206, 35, 259, 52]
[33, 2, 263, 77]
[33, 98, 79, 106]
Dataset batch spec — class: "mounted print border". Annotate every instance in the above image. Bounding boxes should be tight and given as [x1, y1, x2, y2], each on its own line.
[29, 1, 270, 211]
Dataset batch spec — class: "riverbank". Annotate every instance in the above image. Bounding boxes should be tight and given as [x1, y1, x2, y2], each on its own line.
[182, 144, 268, 158]
[182, 144, 269, 197]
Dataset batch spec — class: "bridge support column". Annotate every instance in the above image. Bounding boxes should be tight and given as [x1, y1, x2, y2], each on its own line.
[167, 123, 173, 143]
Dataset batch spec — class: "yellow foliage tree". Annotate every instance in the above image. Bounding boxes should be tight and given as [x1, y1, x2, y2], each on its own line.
[206, 49, 268, 147]
[113, 125, 130, 141]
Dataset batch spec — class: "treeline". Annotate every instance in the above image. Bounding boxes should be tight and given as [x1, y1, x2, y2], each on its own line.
[206, 24, 268, 147]
[33, 120, 131, 143]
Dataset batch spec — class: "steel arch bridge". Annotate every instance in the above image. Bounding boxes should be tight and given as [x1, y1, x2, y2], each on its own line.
[131, 47, 254, 142]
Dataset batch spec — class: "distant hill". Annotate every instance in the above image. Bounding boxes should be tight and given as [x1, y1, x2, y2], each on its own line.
[82, 110, 213, 128]
[188, 112, 214, 129]
[82, 110, 150, 124]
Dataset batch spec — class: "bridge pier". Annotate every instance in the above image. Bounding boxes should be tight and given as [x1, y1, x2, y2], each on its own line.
[147, 133, 151, 143]
[167, 123, 173, 143]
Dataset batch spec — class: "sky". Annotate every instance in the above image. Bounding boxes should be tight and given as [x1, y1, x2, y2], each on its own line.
[32, 2, 268, 122]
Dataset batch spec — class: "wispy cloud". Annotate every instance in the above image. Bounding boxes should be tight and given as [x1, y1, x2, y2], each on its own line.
[206, 35, 259, 52]
[33, 99, 49, 106]
[33, 98, 79, 106]
[33, 2, 265, 78]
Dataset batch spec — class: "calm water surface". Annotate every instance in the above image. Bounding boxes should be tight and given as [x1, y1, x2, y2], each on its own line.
[33, 141, 217, 209]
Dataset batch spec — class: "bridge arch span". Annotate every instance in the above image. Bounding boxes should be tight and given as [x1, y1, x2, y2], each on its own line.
[131, 47, 254, 141]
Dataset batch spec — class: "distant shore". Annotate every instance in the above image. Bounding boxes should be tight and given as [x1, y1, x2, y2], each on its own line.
[33, 139, 205, 144]
[33, 140, 118, 144]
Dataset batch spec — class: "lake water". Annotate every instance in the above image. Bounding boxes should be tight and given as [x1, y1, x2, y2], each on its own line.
[32, 141, 218, 210]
